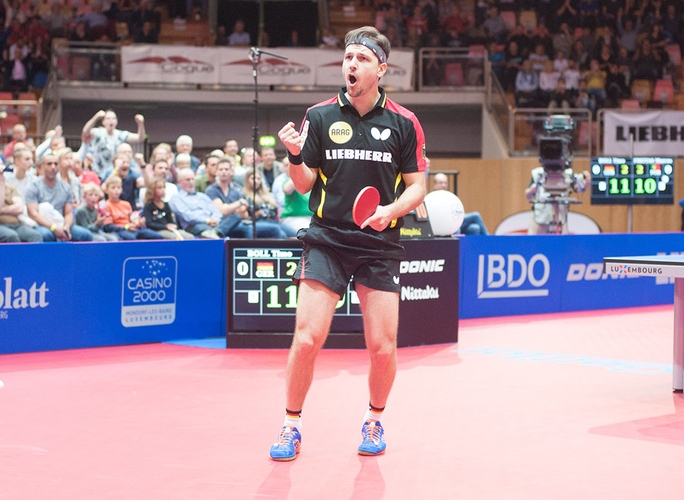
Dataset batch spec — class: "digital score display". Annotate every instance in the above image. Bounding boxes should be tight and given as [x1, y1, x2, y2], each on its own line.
[229, 241, 362, 333]
[590, 156, 674, 205]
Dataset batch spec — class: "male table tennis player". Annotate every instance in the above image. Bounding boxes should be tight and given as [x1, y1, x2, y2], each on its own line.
[270, 26, 427, 461]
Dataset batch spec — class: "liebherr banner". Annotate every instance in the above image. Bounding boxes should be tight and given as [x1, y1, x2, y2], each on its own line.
[604, 110, 684, 156]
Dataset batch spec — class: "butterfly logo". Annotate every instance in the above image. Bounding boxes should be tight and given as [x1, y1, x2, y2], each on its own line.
[371, 127, 391, 141]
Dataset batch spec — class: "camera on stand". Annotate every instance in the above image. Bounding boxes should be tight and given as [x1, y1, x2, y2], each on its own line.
[531, 114, 584, 234]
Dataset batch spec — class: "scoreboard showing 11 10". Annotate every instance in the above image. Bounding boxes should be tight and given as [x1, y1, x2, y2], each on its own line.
[590, 156, 674, 205]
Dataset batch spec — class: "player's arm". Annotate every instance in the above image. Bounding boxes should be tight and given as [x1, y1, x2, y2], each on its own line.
[277, 121, 317, 194]
[364, 171, 426, 231]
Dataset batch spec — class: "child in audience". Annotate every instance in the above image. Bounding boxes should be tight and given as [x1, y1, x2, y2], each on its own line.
[75, 182, 119, 241]
[141, 177, 193, 240]
[102, 174, 162, 240]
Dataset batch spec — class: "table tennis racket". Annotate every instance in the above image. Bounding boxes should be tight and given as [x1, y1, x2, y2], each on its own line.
[352, 186, 380, 227]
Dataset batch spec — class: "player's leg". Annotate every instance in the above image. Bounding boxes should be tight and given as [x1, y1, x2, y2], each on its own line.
[286, 278, 339, 410]
[356, 283, 399, 456]
[269, 278, 338, 461]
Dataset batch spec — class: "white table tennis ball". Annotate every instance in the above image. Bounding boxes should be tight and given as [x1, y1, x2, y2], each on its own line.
[424, 190, 465, 236]
[0, 380, 4, 388]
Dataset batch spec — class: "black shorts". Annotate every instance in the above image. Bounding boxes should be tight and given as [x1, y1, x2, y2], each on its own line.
[293, 221, 405, 297]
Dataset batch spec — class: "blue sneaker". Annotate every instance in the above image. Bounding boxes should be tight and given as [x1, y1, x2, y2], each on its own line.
[269, 426, 301, 461]
[358, 421, 386, 456]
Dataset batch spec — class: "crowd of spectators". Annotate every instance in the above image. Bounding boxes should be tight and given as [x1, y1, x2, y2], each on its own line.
[0, 0, 166, 93]
[371, 0, 684, 109]
[0, 107, 312, 243]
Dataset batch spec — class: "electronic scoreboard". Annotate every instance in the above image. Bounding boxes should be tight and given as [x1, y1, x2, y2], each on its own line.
[228, 239, 362, 334]
[590, 156, 674, 205]
[226, 238, 460, 348]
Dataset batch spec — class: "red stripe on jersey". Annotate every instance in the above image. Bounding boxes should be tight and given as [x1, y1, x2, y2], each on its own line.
[299, 96, 339, 134]
[384, 98, 427, 172]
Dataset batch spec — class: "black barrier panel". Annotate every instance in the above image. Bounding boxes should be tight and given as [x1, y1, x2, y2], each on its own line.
[225, 238, 459, 348]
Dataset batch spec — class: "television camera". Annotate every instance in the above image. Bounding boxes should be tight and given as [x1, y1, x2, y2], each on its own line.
[529, 115, 587, 234]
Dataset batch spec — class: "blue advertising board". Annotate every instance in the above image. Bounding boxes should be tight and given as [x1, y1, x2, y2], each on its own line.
[0, 240, 226, 354]
[459, 233, 684, 318]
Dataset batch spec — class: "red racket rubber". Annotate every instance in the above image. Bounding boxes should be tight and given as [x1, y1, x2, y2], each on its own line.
[352, 186, 380, 227]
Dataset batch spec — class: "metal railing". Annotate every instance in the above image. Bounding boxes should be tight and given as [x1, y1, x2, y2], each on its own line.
[487, 68, 512, 150]
[417, 47, 487, 90]
[52, 41, 121, 85]
[508, 108, 593, 157]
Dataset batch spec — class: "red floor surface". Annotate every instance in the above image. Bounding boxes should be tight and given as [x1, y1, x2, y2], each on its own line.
[2, 305, 684, 499]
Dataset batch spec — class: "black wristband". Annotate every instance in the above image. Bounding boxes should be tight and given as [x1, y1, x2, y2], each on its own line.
[287, 151, 303, 165]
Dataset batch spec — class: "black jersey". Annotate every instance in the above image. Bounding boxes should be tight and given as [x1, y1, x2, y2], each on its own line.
[299, 87, 427, 232]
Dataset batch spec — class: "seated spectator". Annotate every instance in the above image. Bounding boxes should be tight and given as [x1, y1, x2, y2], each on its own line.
[539, 60, 561, 106]
[530, 23, 554, 59]
[35, 125, 64, 159]
[562, 59, 582, 93]
[55, 147, 83, 207]
[597, 42, 615, 72]
[617, 11, 641, 56]
[553, 50, 569, 74]
[0, 164, 42, 242]
[170, 167, 251, 239]
[646, 23, 669, 57]
[489, 41, 506, 84]
[110, 154, 144, 209]
[69, 21, 89, 42]
[548, 78, 574, 110]
[508, 24, 532, 59]
[570, 39, 591, 71]
[515, 59, 540, 107]
[25, 154, 93, 242]
[423, 33, 444, 87]
[661, 4, 682, 48]
[215, 25, 228, 46]
[432, 173, 488, 235]
[242, 167, 292, 238]
[101, 174, 161, 240]
[504, 40, 524, 91]
[482, 5, 508, 44]
[552, 22, 574, 58]
[3, 124, 28, 161]
[578, 0, 600, 30]
[256, 146, 283, 191]
[74, 182, 118, 241]
[228, 19, 251, 46]
[141, 177, 194, 240]
[529, 43, 550, 72]
[134, 21, 158, 44]
[138, 159, 179, 204]
[271, 158, 312, 234]
[554, 1, 577, 32]
[223, 139, 241, 167]
[632, 39, 662, 82]
[584, 59, 607, 104]
[195, 154, 219, 193]
[5, 146, 36, 200]
[175, 134, 200, 172]
[204, 158, 254, 238]
[575, 79, 597, 115]
[605, 61, 630, 107]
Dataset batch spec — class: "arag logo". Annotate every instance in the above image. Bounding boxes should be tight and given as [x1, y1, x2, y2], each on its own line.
[477, 254, 550, 298]
[121, 257, 177, 327]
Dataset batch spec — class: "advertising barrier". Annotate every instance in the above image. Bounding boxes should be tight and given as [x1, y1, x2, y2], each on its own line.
[0, 240, 226, 354]
[120, 46, 415, 90]
[459, 233, 684, 318]
[603, 110, 684, 156]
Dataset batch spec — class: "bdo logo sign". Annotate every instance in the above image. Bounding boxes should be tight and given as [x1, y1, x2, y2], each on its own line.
[121, 257, 177, 327]
[477, 254, 551, 298]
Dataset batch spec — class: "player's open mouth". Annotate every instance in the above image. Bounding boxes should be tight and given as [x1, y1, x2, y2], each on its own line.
[348, 75, 357, 86]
